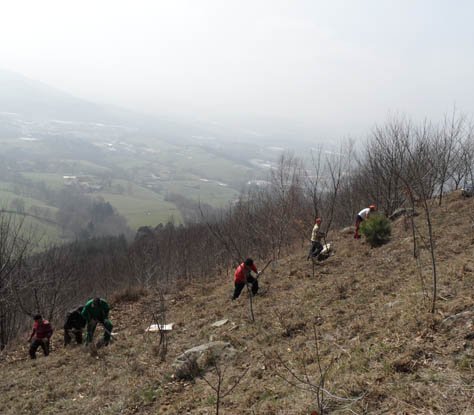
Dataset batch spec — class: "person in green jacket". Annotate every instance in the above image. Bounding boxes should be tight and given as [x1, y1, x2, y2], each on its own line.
[81, 297, 113, 346]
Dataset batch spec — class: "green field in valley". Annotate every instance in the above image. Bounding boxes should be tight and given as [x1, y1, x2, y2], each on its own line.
[96, 181, 182, 229]
[0, 129, 266, 246]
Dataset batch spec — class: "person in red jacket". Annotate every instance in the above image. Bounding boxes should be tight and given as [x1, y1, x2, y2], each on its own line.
[232, 258, 259, 300]
[28, 314, 53, 359]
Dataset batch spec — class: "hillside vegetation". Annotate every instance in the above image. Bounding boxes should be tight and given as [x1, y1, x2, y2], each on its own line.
[1, 191, 473, 414]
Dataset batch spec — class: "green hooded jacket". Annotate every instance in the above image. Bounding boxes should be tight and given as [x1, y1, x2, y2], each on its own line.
[81, 298, 110, 323]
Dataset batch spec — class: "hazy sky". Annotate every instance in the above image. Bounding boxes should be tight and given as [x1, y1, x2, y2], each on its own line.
[1, 0, 473, 137]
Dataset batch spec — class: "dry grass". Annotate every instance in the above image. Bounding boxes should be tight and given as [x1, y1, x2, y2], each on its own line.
[1, 192, 474, 414]
[110, 285, 149, 305]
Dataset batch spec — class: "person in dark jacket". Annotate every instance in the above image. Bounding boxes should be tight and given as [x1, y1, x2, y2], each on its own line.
[64, 306, 86, 346]
[81, 297, 113, 346]
[28, 314, 53, 359]
[232, 258, 259, 300]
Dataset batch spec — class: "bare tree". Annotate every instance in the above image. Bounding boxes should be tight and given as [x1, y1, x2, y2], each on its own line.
[146, 287, 168, 362]
[0, 211, 33, 349]
[396, 121, 440, 313]
[305, 146, 325, 222]
[271, 322, 364, 414]
[323, 141, 354, 237]
[13, 245, 79, 322]
[200, 353, 249, 415]
[435, 109, 465, 205]
[356, 118, 411, 216]
[128, 236, 159, 289]
[268, 153, 306, 257]
[458, 122, 474, 188]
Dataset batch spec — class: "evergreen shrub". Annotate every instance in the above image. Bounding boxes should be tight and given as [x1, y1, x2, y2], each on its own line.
[360, 214, 391, 247]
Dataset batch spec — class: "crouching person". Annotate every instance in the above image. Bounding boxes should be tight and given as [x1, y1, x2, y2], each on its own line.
[81, 297, 113, 346]
[64, 306, 86, 346]
[232, 258, 259, 300]
[28, 314, 53, 359]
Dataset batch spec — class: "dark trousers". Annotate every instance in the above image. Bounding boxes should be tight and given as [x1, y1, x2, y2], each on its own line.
[86, 319, 113, 344]
[308, 240, 323, 259]
[29, 338, 49, 359]
[64, 326, 83, 345]
[354, 215, 363, 239]
[233, 275, 259, 300]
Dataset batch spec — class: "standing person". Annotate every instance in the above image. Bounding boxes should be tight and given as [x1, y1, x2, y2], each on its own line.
[81, 297, 113, 346]
[28, 314, 53, 359]
[64, 306, 86, 346]
[307, 217, 325, 260]
[354, 204, 376, 239]
[232, 258, 259, 300]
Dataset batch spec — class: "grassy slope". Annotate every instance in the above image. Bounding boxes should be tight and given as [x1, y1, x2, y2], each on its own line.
[1, 192, 473, 414]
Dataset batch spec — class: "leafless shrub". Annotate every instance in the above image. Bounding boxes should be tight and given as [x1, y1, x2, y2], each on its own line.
[270, 323, 364, 415]
[274, 310, 306, 338]
[110, 286, 148, 305]
[147, 287, 168, 362]
[200, 353, 249, 415]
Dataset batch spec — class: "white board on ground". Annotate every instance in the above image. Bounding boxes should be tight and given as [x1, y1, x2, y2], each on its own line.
[146, 323, 174, 332]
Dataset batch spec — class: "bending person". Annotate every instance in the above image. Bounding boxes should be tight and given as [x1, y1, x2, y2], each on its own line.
[81, 297, 113, 346]
[64, 306, 86, 346]
[232, 258, 259, 300]
[354, 204, 376, 239]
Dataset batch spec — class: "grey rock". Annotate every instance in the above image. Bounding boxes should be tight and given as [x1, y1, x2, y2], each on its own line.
[441, 310, 474, 328]
[173, 341, 237, 380]
[385, 300, 402, 308]
[211, 319, 229, 328]
[389, 208, 418, 221]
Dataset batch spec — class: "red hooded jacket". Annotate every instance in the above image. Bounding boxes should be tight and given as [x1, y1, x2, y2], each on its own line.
[234, 262, 257, 284]
[31, 319, 53, 340]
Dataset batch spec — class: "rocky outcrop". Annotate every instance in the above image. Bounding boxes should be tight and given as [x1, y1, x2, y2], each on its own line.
[389, 208, 418, 221]
[173, 341, 237, 380]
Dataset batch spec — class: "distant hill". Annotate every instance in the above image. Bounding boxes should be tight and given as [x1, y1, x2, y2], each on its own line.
[0, 69, 128, 124]
[0, 69, 324, 149]
[0, 69, 225, 143]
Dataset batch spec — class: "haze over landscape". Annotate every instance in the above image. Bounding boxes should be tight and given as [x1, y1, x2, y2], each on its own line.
[1, 2, 474, 414]
[1, 0, 474, 241]
[2, 0, 474, 137]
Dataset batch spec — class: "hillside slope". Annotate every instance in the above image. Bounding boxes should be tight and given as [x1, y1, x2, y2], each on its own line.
[1, 192, 473, 414]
